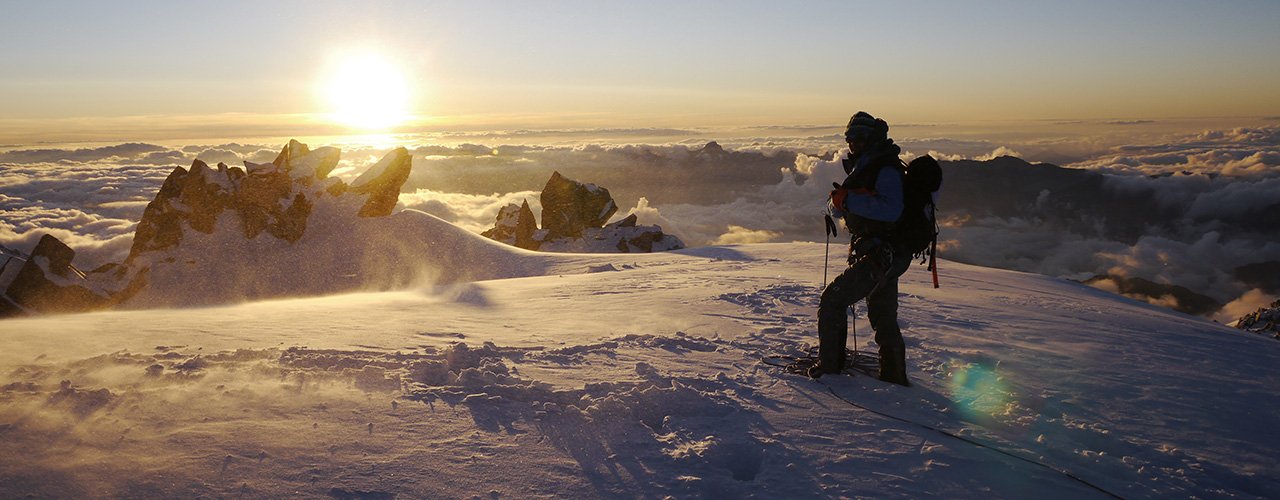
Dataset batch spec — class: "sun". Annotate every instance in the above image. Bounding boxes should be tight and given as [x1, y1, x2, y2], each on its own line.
[321, 51, 411, 131]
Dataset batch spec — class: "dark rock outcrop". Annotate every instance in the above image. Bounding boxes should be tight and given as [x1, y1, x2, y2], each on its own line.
[128, 140, 348, 260]
[237, 160, 301, 240]
[481, 200, 539, 250]
[1236, 300, 1280, 339]
[129, 166, 194, 258]
[126, 139, 407, 263]
[482, 172, 683, 253]
[350, 147, 412, 217]
[602, 214, 678, 252]
[3, 234, 115, 314]
[540, 171, 618, 239]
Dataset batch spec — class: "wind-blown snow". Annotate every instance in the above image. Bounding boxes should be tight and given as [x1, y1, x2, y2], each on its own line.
[1, 239, 1275, 498]
[124, 207, 572, 308]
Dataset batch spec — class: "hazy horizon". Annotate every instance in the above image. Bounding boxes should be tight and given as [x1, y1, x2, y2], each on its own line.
[4, 1, 1278, 143]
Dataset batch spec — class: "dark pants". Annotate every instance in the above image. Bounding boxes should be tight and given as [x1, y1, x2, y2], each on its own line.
[818, 249, 911, 370]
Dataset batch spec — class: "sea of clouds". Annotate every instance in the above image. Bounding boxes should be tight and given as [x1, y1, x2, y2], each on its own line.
[2, 123, 1276, 320]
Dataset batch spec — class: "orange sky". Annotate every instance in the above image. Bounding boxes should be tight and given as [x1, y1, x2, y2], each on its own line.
[2, 1, 1278, 144]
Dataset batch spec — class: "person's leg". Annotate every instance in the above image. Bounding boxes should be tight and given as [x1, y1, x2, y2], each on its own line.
[867, 254, 911, 385]
[817, 259, 878, 373]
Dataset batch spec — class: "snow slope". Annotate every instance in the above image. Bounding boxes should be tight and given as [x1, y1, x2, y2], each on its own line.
[1, 241, 1277, 498]
[120, 205, 690, 309]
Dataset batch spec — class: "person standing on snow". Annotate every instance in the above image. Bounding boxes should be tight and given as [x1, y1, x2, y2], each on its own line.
[814, 111, 912, 385]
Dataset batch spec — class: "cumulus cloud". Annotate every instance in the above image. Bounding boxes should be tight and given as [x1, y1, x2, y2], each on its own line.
[614, 153, 850, 247]
[975, 146, 1023, 161]
[0, 218, 136, 272]
[896, 138, 1004, 160]
[399, 142, 795, 208]
[0, 143, 168, 164]
[940, 220, 1280, 305]
[1184, 177, 1280, 221]
[398, 189, 542, 234]
[0, 161, 170, 268]
[1072, 126, 1280, 178]
[180, 142, 271, 155]
[189, 148, 247, 165]
[1216, 289, 1278, 324]
[136, 150, 187, 165]
[713, 226, 784, 245]
[433, 127, 702, 142]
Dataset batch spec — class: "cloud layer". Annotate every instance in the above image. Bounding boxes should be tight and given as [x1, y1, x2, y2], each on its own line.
[2, 124, 1276, 320]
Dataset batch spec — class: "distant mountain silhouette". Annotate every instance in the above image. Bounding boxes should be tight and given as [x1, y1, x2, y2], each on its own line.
[941, 156, 1277, 243]
[1084, 274, 1222, 316]
[1234, 261, 1280, 294]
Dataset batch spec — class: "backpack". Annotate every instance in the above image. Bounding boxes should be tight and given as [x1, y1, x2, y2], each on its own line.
[893, 155, 941, 256]
[834, 152, 943, 286]
[893, 155, 942, 287]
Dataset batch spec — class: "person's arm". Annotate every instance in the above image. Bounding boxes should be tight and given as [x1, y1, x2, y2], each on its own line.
[843, 166, 903, 222]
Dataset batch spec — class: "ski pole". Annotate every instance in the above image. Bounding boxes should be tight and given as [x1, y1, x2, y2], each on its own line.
[851, 307, 858, 357]
[822, 213, 838, 287]
[823, 230, 830, 286]
[930, 238, 940, 289]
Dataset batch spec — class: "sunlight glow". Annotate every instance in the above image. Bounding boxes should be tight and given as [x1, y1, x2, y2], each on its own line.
[322, 51, 411, 131]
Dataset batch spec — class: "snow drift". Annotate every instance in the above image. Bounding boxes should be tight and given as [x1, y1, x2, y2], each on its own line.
[1, 242, 1276, 498]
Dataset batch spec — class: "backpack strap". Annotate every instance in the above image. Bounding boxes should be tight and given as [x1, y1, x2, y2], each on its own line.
[929, 202, 940, 289]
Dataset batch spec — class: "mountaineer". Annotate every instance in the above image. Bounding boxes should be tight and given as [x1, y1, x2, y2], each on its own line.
[814, 111, 912, 385]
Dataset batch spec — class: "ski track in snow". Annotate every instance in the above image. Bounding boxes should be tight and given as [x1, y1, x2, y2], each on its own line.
[1, 243, 1277, 498]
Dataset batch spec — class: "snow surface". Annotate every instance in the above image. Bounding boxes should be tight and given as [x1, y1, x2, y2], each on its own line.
[2, 237, 1278, 497]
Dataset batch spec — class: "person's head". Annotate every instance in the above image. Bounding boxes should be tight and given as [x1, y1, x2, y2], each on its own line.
[844, 111, 889, 155]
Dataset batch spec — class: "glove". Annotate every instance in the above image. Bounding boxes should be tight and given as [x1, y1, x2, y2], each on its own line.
[826, 196, 845, 218]
[829, 183, 849, 213]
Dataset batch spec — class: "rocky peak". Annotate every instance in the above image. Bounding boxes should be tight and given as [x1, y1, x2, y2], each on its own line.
[692, 141, 727, 161]
[481, 200, 538, 250]
[2, 234, 121, 315]
[272, 139, 342, 182]
[1236, 300, 1280, 340]
[350, 147, 412, 217]
[541, 171, 618, 239]
[126, 141, 411, 262]
[4, 140, 416, 317]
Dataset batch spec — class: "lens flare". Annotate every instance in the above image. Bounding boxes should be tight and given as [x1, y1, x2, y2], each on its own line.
[948, 361, 1010, 419]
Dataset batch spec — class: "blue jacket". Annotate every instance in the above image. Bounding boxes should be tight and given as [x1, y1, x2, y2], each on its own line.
[845, 157, 903, 222]
[833, 143, 904, 223]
